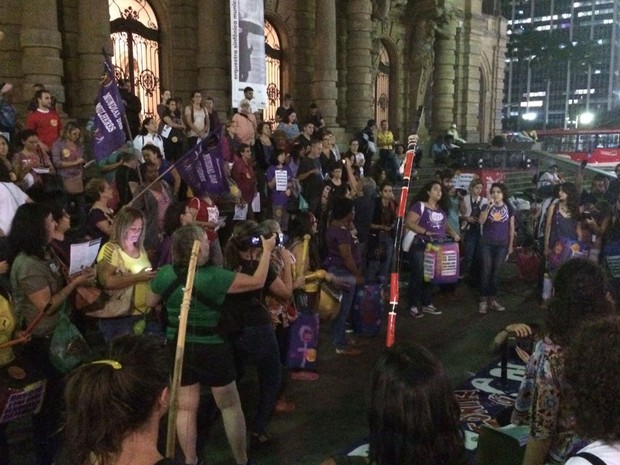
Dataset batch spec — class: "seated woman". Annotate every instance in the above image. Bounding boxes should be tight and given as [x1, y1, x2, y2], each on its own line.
[94, 206, 158, 342]
[366, 181, 396, 285]
[62, 334, 175, 465]
[322, 342, 467, 465]
[564, 316, 620, 464]
[148, 224, 276, 465]
[511, 258, 614, 465]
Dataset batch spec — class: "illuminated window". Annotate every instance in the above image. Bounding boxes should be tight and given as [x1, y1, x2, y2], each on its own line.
[373, 43, 390, 123]
[264, 20, 282, 126]
[109, 0, 161, 119]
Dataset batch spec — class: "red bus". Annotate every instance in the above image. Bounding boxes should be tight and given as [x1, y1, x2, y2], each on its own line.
[537, 128, 620, 167]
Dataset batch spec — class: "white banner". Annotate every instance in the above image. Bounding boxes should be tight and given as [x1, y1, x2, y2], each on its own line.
[230, 0, 266, 110]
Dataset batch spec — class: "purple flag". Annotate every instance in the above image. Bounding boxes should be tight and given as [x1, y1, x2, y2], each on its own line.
[92, 55, 126, 161]
[175, 130, 230, 196]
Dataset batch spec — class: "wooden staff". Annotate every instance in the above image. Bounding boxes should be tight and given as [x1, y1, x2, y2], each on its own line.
[386, 134, 417, 348]
[166, 239, 201, 458]
[300, 234, 314, 292]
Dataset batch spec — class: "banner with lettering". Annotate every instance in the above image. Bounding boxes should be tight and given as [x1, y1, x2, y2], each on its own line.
[175, 130, 229, 196]
[93, 55, 126, 161]
[229, 0, 266, 109]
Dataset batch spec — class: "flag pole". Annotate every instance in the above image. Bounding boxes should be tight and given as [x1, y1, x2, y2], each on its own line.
[166, 239, 201, 458]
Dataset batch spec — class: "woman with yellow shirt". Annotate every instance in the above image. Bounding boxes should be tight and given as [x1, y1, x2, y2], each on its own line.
[376, 119, 400, 183]
[95, 206, 159, 342]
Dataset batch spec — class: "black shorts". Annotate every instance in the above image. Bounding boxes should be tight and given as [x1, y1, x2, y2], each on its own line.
[169, 341, 237, 388]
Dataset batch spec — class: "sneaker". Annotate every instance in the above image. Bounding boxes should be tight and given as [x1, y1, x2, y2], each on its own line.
[478, 301, 488, 314]
[490, 299, 506, 311]
[422, 304, 442, 315]
[409, 306, 424, 319]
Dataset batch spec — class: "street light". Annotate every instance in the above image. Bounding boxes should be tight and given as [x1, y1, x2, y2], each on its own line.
[522, 112, 537, 121]
[578, 112, 595, 126]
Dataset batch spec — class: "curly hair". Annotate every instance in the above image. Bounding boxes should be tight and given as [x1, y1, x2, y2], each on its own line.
[63, 335, 170, 465]
[368, 343, 466, 465]
[546, 258, 613, 347]
[564, 316, 620, 443]
[413, 180, 450, 212]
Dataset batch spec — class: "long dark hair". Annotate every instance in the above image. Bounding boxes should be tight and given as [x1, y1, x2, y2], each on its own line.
[546, 258, 613, 347]
[9, 203, 52, 262]
[286, 210, 320, 270]
[558, 182, 580, 219]
[63, 335, 170, 465]
[368, 343, 466, 465]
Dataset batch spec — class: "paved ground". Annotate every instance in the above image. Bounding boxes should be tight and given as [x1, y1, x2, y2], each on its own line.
[4, 260, 544, 465]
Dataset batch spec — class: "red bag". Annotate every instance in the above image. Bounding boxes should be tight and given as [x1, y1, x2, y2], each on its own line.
[516, 247, 541, 283]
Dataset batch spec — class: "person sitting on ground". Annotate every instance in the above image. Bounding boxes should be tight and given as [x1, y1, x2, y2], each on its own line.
[62, 334, 175, 465]
[563, 315, 620, 464]
[321, 342, 467, 465]
[511, 258, 615, 465]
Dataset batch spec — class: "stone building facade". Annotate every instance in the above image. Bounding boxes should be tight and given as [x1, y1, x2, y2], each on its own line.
[0, 0, 506, 145]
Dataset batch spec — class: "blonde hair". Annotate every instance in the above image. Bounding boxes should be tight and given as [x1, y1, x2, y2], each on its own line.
[110, 206, 146, 250]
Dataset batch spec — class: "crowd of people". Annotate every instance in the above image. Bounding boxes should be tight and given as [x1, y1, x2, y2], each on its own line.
[2, 80, 620, 465]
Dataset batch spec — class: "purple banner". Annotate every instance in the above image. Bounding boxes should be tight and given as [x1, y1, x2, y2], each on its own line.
[93, 55, 126, 161]
[175, 130, 230, 196]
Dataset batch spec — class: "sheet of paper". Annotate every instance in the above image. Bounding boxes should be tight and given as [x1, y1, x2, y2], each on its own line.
[233, 204, 248, 220]
[161, 125, 172, 138]
[251, 192, 261, 213]
[69, 238, 102, 276]
[275, 169, 288, 191]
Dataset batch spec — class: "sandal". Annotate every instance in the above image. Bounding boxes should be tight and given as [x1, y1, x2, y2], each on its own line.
[250, 431, 273, 449]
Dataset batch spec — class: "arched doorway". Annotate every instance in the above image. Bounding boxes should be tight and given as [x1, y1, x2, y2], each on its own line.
[264, 20, 282, 126]
[109, 0, 161, 119]
[374, 42, 390, 124]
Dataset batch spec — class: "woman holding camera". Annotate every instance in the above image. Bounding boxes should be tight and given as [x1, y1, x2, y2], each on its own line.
[222, 220, 294, 448]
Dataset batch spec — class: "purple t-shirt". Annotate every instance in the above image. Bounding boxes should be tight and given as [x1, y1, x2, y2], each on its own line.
[410, 201, 447, 240]
[325, 225, 362, 269]
[481, 203, 514, 245]
[266, 165, 292, 206]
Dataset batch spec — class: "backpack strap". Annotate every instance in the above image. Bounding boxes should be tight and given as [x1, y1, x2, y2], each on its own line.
[574, 452, 608, 465]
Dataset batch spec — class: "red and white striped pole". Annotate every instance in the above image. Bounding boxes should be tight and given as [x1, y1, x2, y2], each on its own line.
[386, 134, 418, 347]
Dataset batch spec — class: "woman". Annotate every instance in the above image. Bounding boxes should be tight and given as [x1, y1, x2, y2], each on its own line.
[95, 206, 159, 342]
[85, 178, 115, 244]
[133, 117, 166, 160]
[142, 143, 181, 199]
[187, 190, 225, 267]
[459, 178, 487, 277]
[161, 98, 186, 162]
[51, 123, 87, 230]
[148, 224, 275, 465]
[544, 182, 583, 272]
[564, 316, 620, 465]
[0, 134, 16, 181]
[404, 180, 461, 318]
[322, 343, 467, 465]
[222, 120, 242, 163]
[152, 201, 193, 268]
[0, 158, 30, 237]
[222, 220, 293, 448]
[133, 161, 173, 260]
[324, 197, 364, 355]
[231, 143, 257, 220]
[13, 129, 55, 188]
[276, 111, 300, 141]
[9, 203, 94, 465]
[266, 149, 293, 229]
[511, 258, 614, 465]
[325, 160, 356, 200]
[232, 99, 257, 146]
[184, 90, 209, 148]
[62, 334, 175, 465]
[478, 182, 515, 314]
[255, 121, 275, 168]
[366, 181, 396, 284]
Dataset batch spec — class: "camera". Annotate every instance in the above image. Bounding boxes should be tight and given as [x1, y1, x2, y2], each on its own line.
[248, 231, 281, 248]
[456, 188, 467, 196]
[582, 212, 593, 221]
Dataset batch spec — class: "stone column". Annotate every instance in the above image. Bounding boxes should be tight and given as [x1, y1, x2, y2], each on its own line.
[198, 0, 229, 111]
[20, 0, 65, 105]
[313, 0, 338, 127]
[76, 0, 111, 119]
[431, 20, 457, 136]
[345, 0, 373, 131]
